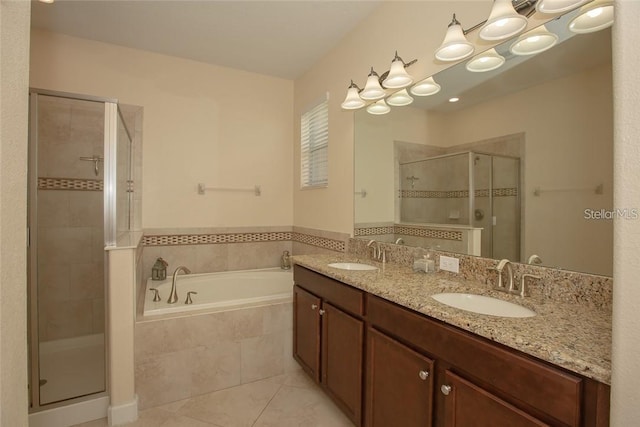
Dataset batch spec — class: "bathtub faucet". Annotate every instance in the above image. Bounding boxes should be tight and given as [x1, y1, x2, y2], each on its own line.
[168, 266, 191, 304]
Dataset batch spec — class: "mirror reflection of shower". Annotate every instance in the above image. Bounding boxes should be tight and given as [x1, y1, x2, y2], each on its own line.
[398, 151, 520, 260]
[79, 155, 104, 176]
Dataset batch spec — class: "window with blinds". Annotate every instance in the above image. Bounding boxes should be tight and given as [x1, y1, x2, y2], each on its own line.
[300, 97, 329, 188]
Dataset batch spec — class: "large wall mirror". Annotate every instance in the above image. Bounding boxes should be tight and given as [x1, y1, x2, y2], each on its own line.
[354, 7, 613, 276]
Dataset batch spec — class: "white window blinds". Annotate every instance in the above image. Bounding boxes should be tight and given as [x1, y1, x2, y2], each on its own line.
[300, 96, 329, 188]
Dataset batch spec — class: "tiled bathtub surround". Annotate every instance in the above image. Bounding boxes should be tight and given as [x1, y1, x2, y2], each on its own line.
[134, 301, 296, 409]
[348, 238, 613, 310]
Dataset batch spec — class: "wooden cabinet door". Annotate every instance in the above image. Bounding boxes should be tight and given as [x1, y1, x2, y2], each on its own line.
[293, 285, 321, 382]
[366, 328, 434, 427]
[322, 302, 364, 426]
[442, 370, 550, 427]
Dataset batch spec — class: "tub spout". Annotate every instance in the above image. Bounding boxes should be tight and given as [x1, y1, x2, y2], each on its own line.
[168, 266, 191, 304]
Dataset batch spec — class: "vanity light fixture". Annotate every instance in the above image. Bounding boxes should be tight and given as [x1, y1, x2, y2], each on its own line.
[382, 52, 415, 89]
[479, 0, 528, 41]
[410, 76, 441, 97]
[510, 24, 558, 55]
[360, 67, 387, 101]
[568, 2, 614, 34]
[465, 48, 506, 72]
[340, 80, 366, 110]
[366, 99, 391, 115]
[535, 0, 590, 14]
[386, 89, 414, 107]
[434, 14, 475, 62]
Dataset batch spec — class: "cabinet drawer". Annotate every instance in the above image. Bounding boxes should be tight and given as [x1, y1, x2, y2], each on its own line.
[294, 266, 364, 316]
[367, 294, 582, 427]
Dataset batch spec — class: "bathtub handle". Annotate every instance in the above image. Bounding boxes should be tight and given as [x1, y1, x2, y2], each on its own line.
[185, 291, 198, 305]
[311, 304, 318, 310]
[149, 288, 161, 302]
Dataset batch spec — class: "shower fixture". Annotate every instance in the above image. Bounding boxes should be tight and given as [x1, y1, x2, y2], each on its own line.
[79, 155, 104, 176]
[406, 175, 420, 189]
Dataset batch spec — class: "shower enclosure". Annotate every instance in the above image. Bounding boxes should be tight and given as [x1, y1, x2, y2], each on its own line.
[27, 89, 135, 411]
[399, 151, 520, 260]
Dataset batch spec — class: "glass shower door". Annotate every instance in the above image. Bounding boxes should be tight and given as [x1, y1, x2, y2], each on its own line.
[29, 92, 108, 408]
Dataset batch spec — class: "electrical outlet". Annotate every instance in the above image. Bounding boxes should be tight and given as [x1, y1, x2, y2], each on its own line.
[439, 255, 459, 273]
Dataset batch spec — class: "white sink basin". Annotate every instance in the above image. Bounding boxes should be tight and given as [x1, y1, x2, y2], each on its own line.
[328, 262, 378, 271]
[432, 293, 536, 318]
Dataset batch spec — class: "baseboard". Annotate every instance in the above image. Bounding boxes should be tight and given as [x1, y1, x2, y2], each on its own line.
[29, 396, 109, 427]
[107, 395, 138, 426]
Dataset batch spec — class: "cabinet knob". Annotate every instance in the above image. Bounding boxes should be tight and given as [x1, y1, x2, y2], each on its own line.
[318, 309, 326, 315]
[418, 370, 429, 380]
[441, 385, 452, 396]
[311, 304, 318, 310]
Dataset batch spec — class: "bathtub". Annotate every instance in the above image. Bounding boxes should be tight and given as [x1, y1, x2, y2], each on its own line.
[143, 267, 293, 316]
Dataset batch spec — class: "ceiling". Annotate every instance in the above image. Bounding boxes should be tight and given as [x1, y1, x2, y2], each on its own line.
[31, 0, 382, 80]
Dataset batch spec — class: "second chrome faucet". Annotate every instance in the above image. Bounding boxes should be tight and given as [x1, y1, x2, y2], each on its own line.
[489, 259, 540, 297]
[168, 266, 191, 304]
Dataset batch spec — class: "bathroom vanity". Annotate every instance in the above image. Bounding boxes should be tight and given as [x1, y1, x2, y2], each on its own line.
[292, 257, 611, 427]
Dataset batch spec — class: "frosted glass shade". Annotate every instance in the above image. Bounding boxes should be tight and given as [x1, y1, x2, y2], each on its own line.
[479, 0, 528, 41]
[510, 25, 558, 55]
[341, 86, 365, 110]
[383, 59, 413, 89]
[410, 77, 441, 97]
[366, 99, 391, 115]
[536, 0, 590, 14]
[360, 70, 386, 101]
[386, 89, 414, 107]
[435, 17, 474, 62]
[569, 3, 614, 34]
[466, 48, 505, 72]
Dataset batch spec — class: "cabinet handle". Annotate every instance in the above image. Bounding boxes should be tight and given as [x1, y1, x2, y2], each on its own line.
[318, 309, 326, 315]
[311, 304, 318, 310]
[418, 370, 429, 380]
[441, 385, 452, 396]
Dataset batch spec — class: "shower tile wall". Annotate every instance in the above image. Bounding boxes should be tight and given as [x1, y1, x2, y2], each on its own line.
[37, 96, 105, 342]
[400, 154, 470, 225]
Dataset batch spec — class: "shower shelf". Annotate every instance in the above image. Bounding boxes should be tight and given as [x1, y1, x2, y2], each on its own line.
[197, 183, 261, 196]
[533, 183, 603, 196]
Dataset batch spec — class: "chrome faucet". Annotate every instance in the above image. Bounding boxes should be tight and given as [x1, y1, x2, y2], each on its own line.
[527, 254, 543, 265]
[366, 240, 386, 263]
[394, 237, 405, 245]
[168, 266, 191, 304]
[492, 259, 514, 292]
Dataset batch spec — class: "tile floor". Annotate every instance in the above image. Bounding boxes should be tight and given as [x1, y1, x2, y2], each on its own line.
[72, 369, 354, 427]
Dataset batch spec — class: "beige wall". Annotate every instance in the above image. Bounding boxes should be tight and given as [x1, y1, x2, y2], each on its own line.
[30, 30, 294, 229]
[0, 1, 30, 425]
[611, 0, 640, 424]
[354, 107, 431, 224]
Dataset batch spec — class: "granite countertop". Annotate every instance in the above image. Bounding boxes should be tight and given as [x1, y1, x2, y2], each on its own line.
[292, 254, 612, 385]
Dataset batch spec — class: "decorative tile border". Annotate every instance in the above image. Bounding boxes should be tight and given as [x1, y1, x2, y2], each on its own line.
[354, 226, 394, 236]
[143, 231, 292, 246]
[354, 225, 463, 241]
[395, 225, 463, 241]
[143, 231, 346, 252]
[292, 232, 346, 252]
[38, 177, 103, 191]
[400, 187, 517, 199]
